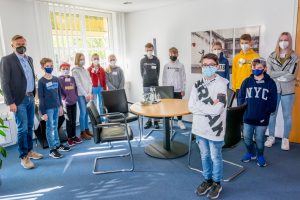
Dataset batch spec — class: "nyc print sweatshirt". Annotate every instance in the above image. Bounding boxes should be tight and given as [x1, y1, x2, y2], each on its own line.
[188, 75, 228, 141]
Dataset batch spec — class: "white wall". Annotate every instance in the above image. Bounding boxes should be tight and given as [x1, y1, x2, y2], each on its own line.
[125, 0, 298, 114]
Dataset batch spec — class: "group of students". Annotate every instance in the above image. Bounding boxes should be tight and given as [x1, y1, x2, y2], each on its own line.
[189, 32, 298, 199]
[37, 53, 125, 159]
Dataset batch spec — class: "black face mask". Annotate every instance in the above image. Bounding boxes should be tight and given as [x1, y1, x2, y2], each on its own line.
[16, 46, 26, 54]
[170, 56, 177, 61]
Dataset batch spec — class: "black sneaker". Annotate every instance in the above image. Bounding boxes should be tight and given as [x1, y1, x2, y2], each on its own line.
[154, 121, 160, 129]
[49, 149, 63, 159]
[144, 120, 152, 129]
[57, 144, 71, 152]
[207, 182, 222, 199]
[195, 180, 213, 196]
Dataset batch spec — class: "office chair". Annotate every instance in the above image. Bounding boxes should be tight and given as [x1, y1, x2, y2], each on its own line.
[187, 103, 247, 182]
[87, 100, 134, 174]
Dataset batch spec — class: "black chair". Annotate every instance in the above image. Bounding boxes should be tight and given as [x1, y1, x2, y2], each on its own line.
[101, 89, 141, 140]
[227, 88, 236, 107]
[187, 103, 247, 182]
[87, 100, 134, 174]
[142, 86, 174, 139]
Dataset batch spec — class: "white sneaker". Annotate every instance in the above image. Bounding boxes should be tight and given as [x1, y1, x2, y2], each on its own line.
[264, 136, 275, 147]
[281, 138, 290, 151]
[177, 120, 186, 130]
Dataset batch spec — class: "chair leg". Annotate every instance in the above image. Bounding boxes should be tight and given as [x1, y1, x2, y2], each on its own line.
[138, 115, 142, 142]
[187, 132, 245, 181]
[170, 118, 176, 141]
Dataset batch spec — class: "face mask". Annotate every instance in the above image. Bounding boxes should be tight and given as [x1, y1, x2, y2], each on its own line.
[170, 56, 177, 62]
[79, 60, 85, 67]
[240, 44, 250, 52]
[62, 69, 70, 76]
[92, 60, 99, 66]
[213, 50, 221, 57]
[202, 66, 218, 77]
[45, 67, 53, 74]
[16, 46, 26, 54]
[252, 69, 264, 76]
[110, 61, 116, 66]
[147, 51, 153, 58]
[279, 41, 289, 50]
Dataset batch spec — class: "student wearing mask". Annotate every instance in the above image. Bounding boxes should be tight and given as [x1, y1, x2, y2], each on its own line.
[265, 32, 299, 150]
[238, 58, 277, 167]
[140, 42, 160, 129]
[162, 47, 186, 129]
[189, 53, 228, 199]
[212, 41, 230, 81]
[88, 53, 107, 113]
[59, 62, 82, 147]
[0, 35, 43, 169]
[38, 58, 71, 159]
[105, 54, 125, 90]
[232, 34, 260, 93]
[72, 53, 93, 140]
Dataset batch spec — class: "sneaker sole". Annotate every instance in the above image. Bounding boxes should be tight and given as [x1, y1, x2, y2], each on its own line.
[256, 163, 267, 167]
[28, 156, 43, 160]
[21, 163, 35, 169]
[207, 187, 222, 199]
[58, 149, 71, 152]
[195, 186, 212, 196]
[49, 154, 63, 159]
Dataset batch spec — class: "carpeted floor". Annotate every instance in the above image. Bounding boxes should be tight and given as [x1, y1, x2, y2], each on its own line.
[0, 120, 300, 200]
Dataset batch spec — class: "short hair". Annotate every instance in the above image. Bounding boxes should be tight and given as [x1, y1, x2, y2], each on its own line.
[11, 35, 25, 42]
[145, 43, 154, 48]
[74, 53, 84, 66]
[240, 34, 252, 41]
[252, 57, 267, 67]
[169, 47, 178, 54]
[91, 53, 99, 59]
[200, 53, 219, 65]
[40, 58, 53, 67]
[212, 41, 223, 48]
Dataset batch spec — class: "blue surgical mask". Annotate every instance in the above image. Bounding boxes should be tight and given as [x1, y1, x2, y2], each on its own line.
[202, 66, 217, 77]
[252, 69, 264, 76]
[45, 67, 53, 74]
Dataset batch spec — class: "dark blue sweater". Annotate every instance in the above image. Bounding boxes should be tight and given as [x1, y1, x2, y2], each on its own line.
[238, 73, 277, 126]
[216, 52, 229, 81]
[38, 76, 62, 115]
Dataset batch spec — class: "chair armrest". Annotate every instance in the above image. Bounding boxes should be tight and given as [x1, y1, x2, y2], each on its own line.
[127, 101, 134, 105]
[103, 106, 108, 114]
[96, 123, 126, 128]
[98, 112, 127, 123]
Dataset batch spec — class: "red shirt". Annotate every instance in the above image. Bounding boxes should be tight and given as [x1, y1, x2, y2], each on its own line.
[87, 64, 107, 90]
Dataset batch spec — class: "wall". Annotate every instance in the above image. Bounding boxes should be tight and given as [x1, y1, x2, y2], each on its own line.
[125, 0, 298, 123]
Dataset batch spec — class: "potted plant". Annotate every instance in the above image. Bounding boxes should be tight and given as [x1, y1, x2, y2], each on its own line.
[0, 89, 7, 169]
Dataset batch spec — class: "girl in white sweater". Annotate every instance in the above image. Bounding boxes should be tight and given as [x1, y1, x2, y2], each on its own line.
[189, 53, 228, 199]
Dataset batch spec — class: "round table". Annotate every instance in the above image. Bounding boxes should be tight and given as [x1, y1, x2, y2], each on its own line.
[130, 99, 191, 159]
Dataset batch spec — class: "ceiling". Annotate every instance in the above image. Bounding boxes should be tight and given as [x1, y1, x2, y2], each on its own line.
[54, 0, 193, 12]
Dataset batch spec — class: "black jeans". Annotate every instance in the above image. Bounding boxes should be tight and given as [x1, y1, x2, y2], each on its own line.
[65, 104, 77, 138]
[174, 92, 182, 120]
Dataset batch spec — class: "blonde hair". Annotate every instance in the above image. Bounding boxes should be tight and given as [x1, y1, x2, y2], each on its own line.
[169, 47, 178, 54]
[275, 32, 293, 58]
[91, 53, 99, 60]
[106, 54, 117, 73]
[74, 53, 84, 66]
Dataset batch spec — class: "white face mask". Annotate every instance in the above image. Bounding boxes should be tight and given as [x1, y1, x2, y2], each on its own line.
[62, 69, 70, 76]
[110, 61, 116, 67]
[147, 51, 153, 58]
[279, 41, 289, 50]
[240, 44, 250, 52]
[213, 50, 222, 57]
[92, 60, 99, 66]
[79, 60, 85, 67]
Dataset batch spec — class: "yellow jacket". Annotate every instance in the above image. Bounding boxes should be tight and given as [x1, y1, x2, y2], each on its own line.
[232, 49, 260, 91]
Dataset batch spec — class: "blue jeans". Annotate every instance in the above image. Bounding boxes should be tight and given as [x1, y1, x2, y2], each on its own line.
[243, 123, 267, 156]
[196, 136, 223, 182]
[14, 96, 35, 158]
[78, 96, 89, 131]
[45, 108, 60, 150]
[268, 94, 295, 138]
[92, 86, 104, 114]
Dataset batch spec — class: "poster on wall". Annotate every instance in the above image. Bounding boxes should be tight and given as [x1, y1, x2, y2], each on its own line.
[191, 26, 260, 73]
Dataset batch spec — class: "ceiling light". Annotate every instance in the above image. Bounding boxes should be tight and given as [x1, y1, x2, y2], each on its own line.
[123, 2, 133, 5]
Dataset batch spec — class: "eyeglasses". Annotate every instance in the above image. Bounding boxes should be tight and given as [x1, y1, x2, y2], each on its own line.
[202, 64, 218, 67]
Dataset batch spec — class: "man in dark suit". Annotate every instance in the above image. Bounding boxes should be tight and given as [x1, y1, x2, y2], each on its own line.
[0, 35, 43, 169]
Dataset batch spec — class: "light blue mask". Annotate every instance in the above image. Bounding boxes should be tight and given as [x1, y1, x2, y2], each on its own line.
[202, 66, 217, 77]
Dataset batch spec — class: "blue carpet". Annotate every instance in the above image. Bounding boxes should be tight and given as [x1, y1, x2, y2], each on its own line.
[0, 120, 300, 200]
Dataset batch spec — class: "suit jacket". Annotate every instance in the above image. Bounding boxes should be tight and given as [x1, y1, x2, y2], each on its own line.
[0, 52, 36, 106]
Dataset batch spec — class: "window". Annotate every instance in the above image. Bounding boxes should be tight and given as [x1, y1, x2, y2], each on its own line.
[49, 4, 112, 67]
[0, 17, 6, 103]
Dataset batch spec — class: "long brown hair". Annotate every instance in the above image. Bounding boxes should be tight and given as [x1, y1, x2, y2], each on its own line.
[74, 53, 84, 66]
[275, 32, 293, 58]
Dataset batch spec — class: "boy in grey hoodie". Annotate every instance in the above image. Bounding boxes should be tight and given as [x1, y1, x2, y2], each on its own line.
[140, 42, 160, 129]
